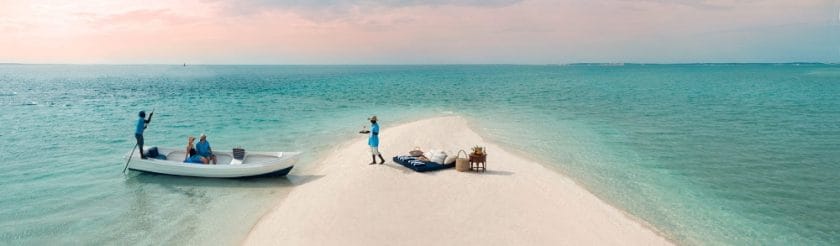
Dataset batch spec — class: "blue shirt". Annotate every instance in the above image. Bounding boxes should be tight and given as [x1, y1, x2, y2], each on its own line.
[196, 140, 212, 157]
[185, 155, 203, 164]
[368, 123, 379, 147]
[135, 117, 145, 135]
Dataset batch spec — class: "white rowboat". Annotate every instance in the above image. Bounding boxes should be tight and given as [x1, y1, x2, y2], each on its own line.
[124, 146, 300, 178]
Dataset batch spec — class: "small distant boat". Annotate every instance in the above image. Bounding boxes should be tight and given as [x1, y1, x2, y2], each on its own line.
[125, 146, 300, 178]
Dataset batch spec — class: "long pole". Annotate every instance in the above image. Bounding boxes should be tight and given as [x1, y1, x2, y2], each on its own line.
[122, 143, 138, 173]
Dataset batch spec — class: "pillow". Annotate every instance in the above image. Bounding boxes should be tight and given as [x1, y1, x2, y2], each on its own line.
[430, 150, 447, 164]
[427, 149, 438, 159]
[443, 154, 456, 164]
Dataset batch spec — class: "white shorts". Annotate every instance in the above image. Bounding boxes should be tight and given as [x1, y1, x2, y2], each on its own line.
[370, 147, 380, 155]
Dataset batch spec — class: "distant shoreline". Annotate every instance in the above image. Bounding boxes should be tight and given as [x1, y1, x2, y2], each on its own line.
[1, 62, 836, 66]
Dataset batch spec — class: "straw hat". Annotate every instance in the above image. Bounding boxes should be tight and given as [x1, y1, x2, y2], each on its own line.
[368, 115, 378, 121]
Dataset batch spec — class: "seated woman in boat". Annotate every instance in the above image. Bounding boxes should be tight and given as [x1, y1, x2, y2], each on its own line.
[195, 134, 217, 164]
[184, 136, 208, 164]
[184, 148, 207, 164]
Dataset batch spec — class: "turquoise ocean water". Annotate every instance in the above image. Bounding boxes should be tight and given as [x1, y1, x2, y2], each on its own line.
[0, 64, 838, 245]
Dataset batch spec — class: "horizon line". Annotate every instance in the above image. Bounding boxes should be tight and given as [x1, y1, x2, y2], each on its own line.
[1, 62, 837, 66]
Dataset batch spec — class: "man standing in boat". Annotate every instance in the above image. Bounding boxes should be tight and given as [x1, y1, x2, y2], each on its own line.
[365, 115, 385, 165]
[135, 110, 153, 159]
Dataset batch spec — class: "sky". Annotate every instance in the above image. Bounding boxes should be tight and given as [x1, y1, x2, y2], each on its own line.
[0, 0, 838, 64]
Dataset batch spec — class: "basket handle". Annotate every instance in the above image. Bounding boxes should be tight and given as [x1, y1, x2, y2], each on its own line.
[457, 149, 468, 158]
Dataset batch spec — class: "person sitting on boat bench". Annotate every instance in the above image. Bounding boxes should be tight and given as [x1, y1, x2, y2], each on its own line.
[195, 133, 217, 164]
[184, 136, 208, 164]
[184, 148, 206, 164]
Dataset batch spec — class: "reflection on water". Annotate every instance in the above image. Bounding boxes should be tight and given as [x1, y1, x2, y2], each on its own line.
[108, 173, 323, 245]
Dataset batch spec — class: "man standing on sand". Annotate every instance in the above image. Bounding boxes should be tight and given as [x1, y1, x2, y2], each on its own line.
[364, 115, 385, 165]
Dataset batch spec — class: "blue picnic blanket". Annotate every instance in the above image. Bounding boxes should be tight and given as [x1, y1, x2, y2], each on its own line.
[392, 155, 455, 172]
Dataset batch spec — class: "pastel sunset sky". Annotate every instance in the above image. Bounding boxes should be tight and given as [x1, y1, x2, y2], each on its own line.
[1, 0, 838, 64]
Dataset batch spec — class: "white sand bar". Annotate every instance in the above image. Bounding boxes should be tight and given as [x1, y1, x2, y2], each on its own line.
[244, 116, 671, 245]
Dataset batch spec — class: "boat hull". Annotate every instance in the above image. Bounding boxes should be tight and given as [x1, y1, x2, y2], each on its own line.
[125, 147, 300, 178]
[129, 165, 294, 178]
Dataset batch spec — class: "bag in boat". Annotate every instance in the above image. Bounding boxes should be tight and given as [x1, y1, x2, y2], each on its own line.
[145, 147, 159, 158]
[233, 147, 246, 160]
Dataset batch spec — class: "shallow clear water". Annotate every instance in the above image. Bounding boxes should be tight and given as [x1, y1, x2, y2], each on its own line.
[0, 64, 838, 245]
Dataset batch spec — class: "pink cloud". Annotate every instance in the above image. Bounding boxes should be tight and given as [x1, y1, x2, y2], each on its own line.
[0, 0, 836, 64]
[86, 9, 196, 28]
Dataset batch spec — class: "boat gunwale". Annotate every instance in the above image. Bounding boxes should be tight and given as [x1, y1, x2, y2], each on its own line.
[127, 147, 301, 168]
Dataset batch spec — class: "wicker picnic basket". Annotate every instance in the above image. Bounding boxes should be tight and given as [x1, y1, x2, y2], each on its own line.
[455, 149, 469, 172]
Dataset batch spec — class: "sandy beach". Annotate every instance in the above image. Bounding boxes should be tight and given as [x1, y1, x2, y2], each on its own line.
[244, 116, 671, 245]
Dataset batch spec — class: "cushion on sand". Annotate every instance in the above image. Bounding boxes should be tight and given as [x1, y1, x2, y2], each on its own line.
[392, 155, 455, 172]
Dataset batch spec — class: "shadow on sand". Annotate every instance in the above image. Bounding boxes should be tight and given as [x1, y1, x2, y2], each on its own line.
[381, 162, 414, 174]
[474, 169, 514, 176]
[380, 162, 514, 176]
